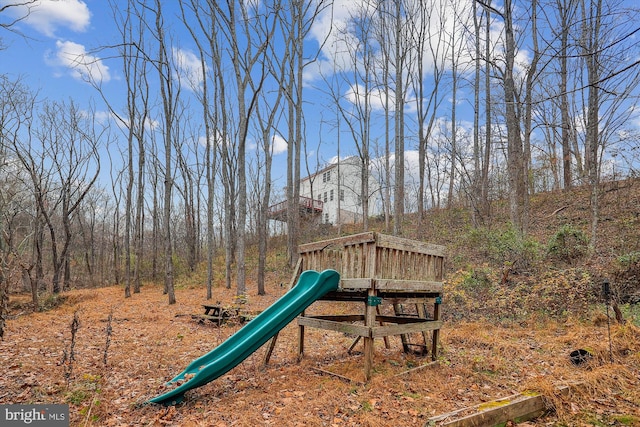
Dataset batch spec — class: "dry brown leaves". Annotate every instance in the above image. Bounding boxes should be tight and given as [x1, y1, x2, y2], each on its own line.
[1, 285, 638, 426]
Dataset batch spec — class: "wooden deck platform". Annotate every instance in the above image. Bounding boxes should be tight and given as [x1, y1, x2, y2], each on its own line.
[269, 232, 445, 380]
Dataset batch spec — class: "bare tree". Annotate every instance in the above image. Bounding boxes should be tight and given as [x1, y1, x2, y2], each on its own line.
[209, 0, 276, 297]
[392, 0, 407, 236]
[173, 120, 201, 273]
[576, 0, 640, 244]
[107, 148, 124, 288]
[179, 0, 220, 299]
[405, 0, 446, 230]
[254, 33, 287, 295]
[375, 4, 393, 233]
[478, 0, 528, 232]
[481, 0, 493, 222]
[144, 0, 180, 304]
[280, 0, 331, 266]
[1, 76, 39, 308]
[0, 0, 38, 48]
[554, 0, 577, 190]
[14, 100, 101, 293]
[328, 1, 377, 231]
[470, 0, 489, 225]
[445, 0, 468, 209]
[95, 0, 153, 297]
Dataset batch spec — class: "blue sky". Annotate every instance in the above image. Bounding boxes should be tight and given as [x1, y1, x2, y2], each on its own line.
[2, 1, 111, 99]
[1, 0, 427, 190]
[2, 0, 639, 204]
[1, 0, 349, 188]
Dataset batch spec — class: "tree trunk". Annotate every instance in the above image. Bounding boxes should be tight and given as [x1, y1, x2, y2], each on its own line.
[393, 0, 405, 236]
[502, 0, 527, 232]
[154, 0, 176, 304]
[558, 0, 573, 190]
[583, 0, 602, 246]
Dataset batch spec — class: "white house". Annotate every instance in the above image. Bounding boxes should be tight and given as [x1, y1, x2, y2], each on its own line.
[269, 156, 381, 225]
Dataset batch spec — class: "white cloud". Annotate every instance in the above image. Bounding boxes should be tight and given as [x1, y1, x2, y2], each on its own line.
[173, 47, 205, 91]
[109, 111, 159, 132]
[271, 135, 287, 155]
[345, 83, 395, 112]
[48, 40, 111, 83]
[306, 0, 477, 85]
[304, 0, 374, 83]
[92, 110, 112, 124]
[5, 0, 91, 37]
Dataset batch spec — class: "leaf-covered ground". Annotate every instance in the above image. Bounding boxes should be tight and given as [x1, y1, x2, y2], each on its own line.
[1, 284, 638, 426]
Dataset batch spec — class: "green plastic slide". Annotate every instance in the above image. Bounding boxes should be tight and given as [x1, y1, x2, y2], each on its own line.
[148, 269, 340, 406]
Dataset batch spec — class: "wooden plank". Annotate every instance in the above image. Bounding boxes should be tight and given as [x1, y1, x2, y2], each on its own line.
[429, 394, 545, 427]
[287, 257, 303, 290]
[298, 232, 376, 254]
[379, 296, 438, 305]
[340, 278, 374, 289]
[426, 386, 571, 427]
[374, 279, 443, 292]
[376, 233, 446, 256]
[319, 291, 367, 302]
[303, 314, 365, 322]
[375, 315, 429, 324]
[298, 316, 371, 336]
[371, 320, 443, 338]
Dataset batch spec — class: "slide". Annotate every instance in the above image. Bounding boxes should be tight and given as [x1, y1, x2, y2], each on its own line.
[148, 269, 340, 406]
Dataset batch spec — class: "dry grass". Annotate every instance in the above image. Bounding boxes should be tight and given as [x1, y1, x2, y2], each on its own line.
[1, 283, 638, 426]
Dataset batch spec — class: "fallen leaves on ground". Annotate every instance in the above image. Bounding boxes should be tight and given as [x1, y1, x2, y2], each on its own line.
[1, 285, 638, 426]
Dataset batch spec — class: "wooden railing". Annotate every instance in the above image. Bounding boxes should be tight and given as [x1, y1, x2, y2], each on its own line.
[267, 196, 323, 219]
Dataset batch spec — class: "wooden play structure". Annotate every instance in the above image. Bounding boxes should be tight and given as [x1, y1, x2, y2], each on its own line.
[266, 232, 444, 380]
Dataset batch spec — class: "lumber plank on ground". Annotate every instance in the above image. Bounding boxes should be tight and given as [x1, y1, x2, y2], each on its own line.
[426, 386, 570, 427]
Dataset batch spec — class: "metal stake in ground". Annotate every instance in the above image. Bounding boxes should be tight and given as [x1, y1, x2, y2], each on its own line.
[603, 279, 614, 363]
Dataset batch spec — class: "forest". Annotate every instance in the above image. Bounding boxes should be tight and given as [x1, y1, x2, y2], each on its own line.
[0, 181, 639, 425]
[0, 0, 640, 424]
[0, 0, 638, 307]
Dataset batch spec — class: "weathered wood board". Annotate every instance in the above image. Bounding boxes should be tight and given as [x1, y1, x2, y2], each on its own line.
[426, 386, 571, 427]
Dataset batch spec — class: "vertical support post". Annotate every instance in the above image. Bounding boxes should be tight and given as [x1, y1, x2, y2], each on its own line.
[364, 289, 376, 381]
[264, 257, 303, 366]
[394, 303, 411, 353]
[431, 297, 441, 360]
[297, 309, 306, 362]
[377, 305, 390, 349]
[417, 303, 429, 355]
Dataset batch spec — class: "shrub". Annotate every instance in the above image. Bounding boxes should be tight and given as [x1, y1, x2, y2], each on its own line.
[466, 224, 542, 272]
[547, 224, 590, 265]
[611, 251, 640, 304]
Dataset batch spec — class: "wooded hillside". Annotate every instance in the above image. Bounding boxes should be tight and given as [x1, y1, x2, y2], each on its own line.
[0, 180, 639, 426]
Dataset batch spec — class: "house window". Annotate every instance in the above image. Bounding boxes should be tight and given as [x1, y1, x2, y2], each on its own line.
[325, 213, 329, 223]
[323, 192, 327, 202]
[330, 189, 334, 201]
[340, 189, 345, 201]
[322, 170, 331, 183]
